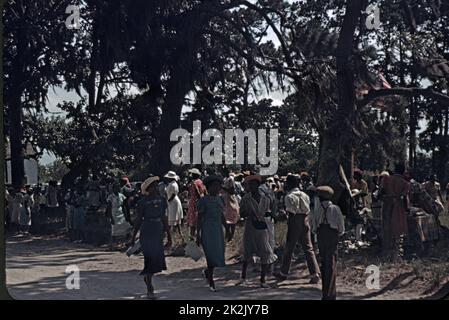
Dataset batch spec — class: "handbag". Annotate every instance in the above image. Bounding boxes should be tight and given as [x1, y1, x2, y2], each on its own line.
[126, 240, 142, 257]
[251, 215, 268, 230]
[185, 240, 204, 261]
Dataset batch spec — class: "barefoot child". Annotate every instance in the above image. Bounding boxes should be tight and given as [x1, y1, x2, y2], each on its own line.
[196, 175, 227, 292]
[130, 176, 172, 299]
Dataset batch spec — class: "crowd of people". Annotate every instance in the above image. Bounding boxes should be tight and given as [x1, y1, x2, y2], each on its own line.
[5, 180, 59, 234]
[4, 164, 449, 300]
[128, 165, 448, 300]
[129, 169, 346, 300]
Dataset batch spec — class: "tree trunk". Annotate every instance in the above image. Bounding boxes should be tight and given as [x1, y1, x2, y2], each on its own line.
[317, 0, 364, 214]
[146, 53, 195, 176]
[8, 11, 27, 189]
[8, 89, 25, 188]
[409, 97, 417, 170]
[0, 0, 13, 298]
[146, 10, 206, 176]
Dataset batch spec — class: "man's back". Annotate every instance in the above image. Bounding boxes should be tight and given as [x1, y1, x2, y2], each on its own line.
[381, 174, 409, 197]
[284, 189, 310, 215]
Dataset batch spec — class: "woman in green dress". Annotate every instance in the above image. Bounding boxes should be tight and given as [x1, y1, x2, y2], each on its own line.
[196, 175, 228, 292]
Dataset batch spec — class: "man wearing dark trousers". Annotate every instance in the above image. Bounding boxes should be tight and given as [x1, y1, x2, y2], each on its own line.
[312, 186, 345, 300]
[275, 175, 320, 284]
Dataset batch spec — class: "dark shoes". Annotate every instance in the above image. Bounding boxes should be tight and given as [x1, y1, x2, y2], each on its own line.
[309, 274, 321, 284]
[274, 272, 320, 284]
[274, 273, 287, 281]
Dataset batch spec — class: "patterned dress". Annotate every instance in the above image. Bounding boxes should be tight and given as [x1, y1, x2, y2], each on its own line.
[222, 177, 240, 225]
[187, 179, 206, 227]
[240, 193, 277, 264]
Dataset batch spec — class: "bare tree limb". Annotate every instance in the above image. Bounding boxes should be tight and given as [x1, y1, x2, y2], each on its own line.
[357, 87, 449, 108]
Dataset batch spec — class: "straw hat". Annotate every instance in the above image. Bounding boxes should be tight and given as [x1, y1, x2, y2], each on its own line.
[141, 176, 160, 194]
[164, 171, 179, 181]
[188, 168, 202, 176]
[316, 186, 334, 200]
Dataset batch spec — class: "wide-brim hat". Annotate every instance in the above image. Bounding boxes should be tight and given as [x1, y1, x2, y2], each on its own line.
[141, 176, 160, 193]
[244, 175, 262, 184]
[203, 175, 223, 187]
[380, 171, 390, 177]
[316, 186, 334, 200]
[164, 171, 179, 181]
[188, 168, 202, 176]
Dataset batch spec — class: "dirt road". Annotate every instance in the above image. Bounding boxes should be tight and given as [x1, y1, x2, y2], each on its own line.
[5, 234, 437, 300]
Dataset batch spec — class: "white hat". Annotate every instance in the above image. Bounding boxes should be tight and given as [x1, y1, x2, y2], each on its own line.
[141, 176, 160, 194]
[164, 171, 179, 181]
[188, 168, 201, 176]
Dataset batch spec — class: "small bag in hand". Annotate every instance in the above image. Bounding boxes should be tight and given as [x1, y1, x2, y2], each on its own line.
[251, 216, 268, 230]
[185, 240, 204, 261]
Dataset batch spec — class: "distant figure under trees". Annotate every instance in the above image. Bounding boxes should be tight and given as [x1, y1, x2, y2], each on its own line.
[379, 163, 410, 260]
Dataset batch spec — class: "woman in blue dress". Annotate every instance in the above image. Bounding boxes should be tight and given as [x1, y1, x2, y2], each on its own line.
[196, 175, 228, 292]
[130, 176, 172, 299]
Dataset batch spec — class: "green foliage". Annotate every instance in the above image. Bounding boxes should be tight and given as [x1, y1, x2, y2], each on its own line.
[38, 160, 70, 184]
[5, 0, 449, 186]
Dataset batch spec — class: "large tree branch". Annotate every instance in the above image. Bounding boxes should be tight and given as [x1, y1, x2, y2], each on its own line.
[206, 30, 296, 78]
[233, 0, 296, 68]
[357, 87, 449, 109]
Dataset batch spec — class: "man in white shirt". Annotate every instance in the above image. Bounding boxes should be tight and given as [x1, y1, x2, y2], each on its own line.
[275, 175, 320, 284]
[312, 186, 345, 300]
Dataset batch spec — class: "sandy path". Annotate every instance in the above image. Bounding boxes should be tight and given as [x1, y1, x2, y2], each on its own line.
[6, 235, 329, 300]
[5, 234, 426, 300]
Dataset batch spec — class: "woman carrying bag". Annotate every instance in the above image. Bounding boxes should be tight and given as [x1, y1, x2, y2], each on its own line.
[237, 175, 277, 288]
